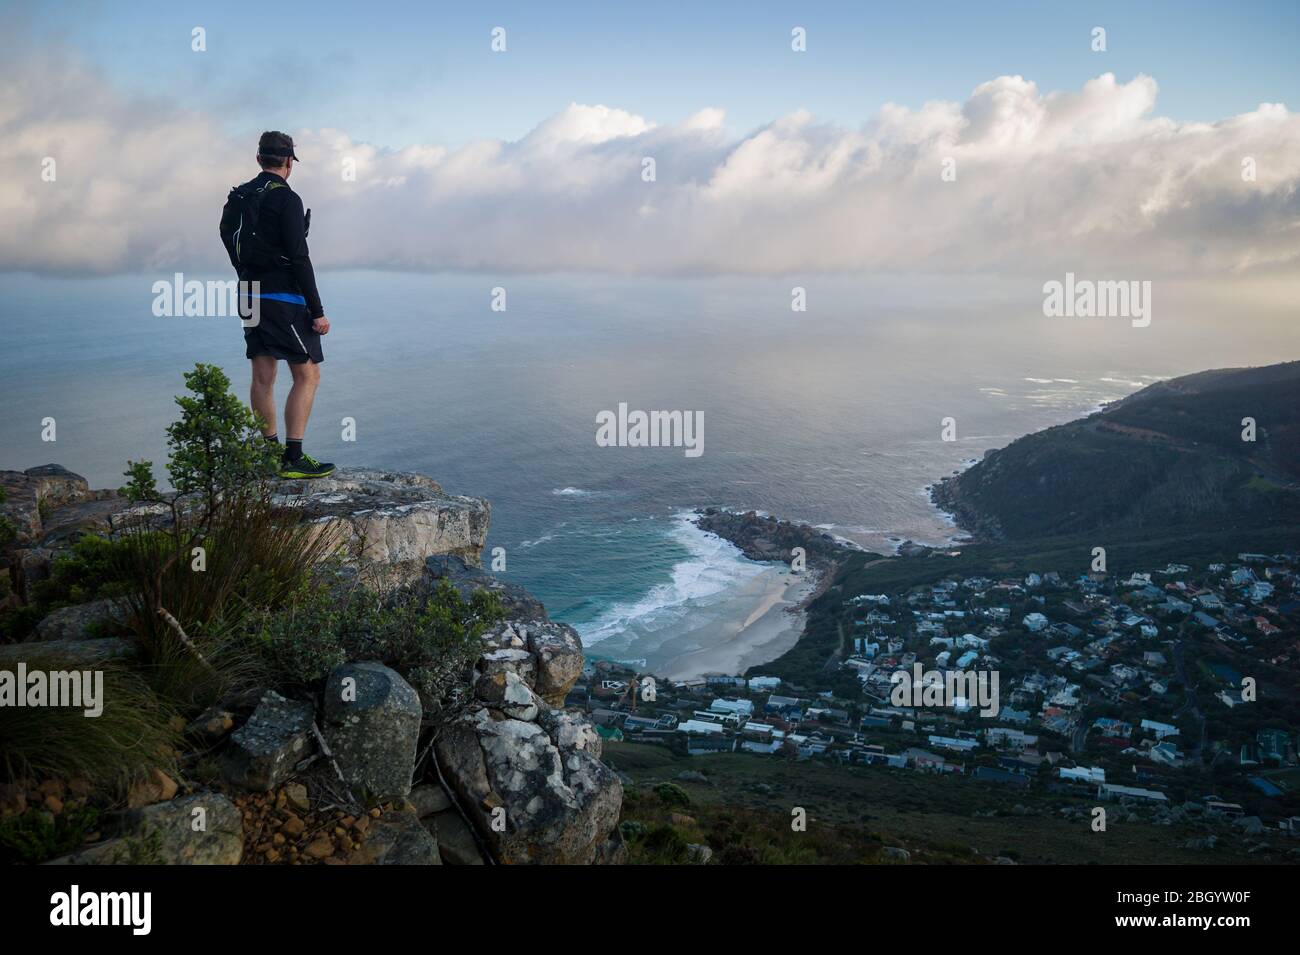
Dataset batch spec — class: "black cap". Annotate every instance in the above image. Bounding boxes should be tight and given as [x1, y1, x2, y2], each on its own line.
[257, 131, 300, 163]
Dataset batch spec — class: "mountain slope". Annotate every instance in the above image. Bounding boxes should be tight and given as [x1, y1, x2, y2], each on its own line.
[932, 360, 1300, 540]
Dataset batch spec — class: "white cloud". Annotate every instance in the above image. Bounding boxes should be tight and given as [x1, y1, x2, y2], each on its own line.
[1, 48, 1297, 278]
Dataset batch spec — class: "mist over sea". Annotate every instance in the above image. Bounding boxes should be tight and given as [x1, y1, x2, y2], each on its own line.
[1, 272, 1294, 669]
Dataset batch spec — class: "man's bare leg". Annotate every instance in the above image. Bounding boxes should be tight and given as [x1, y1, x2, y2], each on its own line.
[250, 356, 279, 435]
[284, 359, 320, 441]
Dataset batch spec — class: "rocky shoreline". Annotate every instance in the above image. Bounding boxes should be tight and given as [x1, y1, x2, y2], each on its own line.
[0, 464, 624, 865]
[693, 507, 852, 613]
[929, 469, 999, 543]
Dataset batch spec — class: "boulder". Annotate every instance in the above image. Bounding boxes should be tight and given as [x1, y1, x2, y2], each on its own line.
[221, 691, 315, 792]
[436, 699, 623, 865]
[273, 469, 490, 587]
[322, 662, 422, 800]
[350, 811, 441, 865]
[47, 792, 243, 865]
[408, 783, 452, 818]
[0, 465, 91, 547]
[428, 809, 483, 865]
[33, 597, 126, 641]
[687, 843, 713, 864]
[480, 618, 584, 707]
[37, 495, 127, 551]
[1234, 815, 1265, 836]
[0, 637, 137, 668]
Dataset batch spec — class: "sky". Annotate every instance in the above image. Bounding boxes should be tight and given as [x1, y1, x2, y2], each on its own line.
[13, 0, 1300, 146]
[1, 0, 1298, 278]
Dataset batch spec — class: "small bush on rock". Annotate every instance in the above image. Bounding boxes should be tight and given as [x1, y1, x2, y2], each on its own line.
[249, 579, 504, 714]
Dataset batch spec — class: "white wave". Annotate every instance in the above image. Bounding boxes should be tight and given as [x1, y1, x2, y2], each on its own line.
[576, 512, 768, 645]
[552, 486, 594, 497]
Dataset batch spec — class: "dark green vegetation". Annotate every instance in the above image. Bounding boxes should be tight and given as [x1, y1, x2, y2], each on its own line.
[248, 579, 502, 708]
[0, 365, 498, 853]
[607, 742, 1272, 865]
[932, 361, 1300, 540]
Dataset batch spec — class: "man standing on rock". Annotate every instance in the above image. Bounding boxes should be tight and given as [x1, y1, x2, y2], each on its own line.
[220, 131, 335, 479]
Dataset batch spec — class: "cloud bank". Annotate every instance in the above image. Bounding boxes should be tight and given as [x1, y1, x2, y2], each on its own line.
[1, 48, 1297, 278]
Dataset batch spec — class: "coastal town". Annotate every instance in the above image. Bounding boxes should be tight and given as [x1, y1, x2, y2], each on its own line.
[576, 539, 1300, 847]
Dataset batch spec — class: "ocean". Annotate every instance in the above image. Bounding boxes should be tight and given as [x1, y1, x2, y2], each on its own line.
[1, 271, 1293, 671]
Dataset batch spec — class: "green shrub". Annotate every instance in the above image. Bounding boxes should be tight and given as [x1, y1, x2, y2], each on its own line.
[639, 824, 691, 864]
[247, 579, 504, 712]
[654, 782, 691, 808]
[0, 805, 101, 865]
[0, 534, 141, 643]
[619, 819, 647, 842]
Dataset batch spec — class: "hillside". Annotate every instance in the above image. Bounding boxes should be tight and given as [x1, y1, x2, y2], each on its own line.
[931, 360, 1300, 540]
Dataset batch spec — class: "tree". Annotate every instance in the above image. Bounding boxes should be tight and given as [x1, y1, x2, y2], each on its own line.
[125, 363, 279, 517]
[117, 365, 285, 684]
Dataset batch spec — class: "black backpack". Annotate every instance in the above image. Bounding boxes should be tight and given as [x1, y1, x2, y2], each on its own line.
[220, 180, 288, 271]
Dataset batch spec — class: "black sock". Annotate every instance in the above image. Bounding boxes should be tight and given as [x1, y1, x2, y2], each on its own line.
[264, 433, 280, 444]
[285, 439, 303, 462]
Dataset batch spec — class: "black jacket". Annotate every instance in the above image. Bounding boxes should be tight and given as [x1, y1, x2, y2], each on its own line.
[219, 171, 324, 318]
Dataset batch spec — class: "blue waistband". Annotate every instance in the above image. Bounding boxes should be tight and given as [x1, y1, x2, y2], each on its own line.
[250, 292, 307, 305]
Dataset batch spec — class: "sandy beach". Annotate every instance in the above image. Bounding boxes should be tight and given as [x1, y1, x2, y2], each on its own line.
[655, 569, 820, 681]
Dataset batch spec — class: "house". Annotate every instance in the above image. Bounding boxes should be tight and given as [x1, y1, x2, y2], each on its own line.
[677, 719, 726, 735]
[764, 694, 801, 715]
[622, 715, 662, 733]
[1098, 783, 1167, 804]
[928, 734, 979, 753]
[1248, 581, 1275, 602]
[705, 675, 746, 687]
[806, 707, 851, 726]
[1093, 717, 1133, 739]
[902, 747, 947, 772]
[1140, 719, 1179, 740]
[986, 727, 1038, 749]
[683, 734, 736, 755]
[1023, 612, 1049, 632]
[1148, 741, 1184, 766]
[747, 676, 782, 692]
[709, 698, 754, 719]
[1059, 766, 1106, 784]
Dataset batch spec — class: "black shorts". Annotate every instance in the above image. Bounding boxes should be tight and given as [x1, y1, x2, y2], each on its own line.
[243, 296, 324, 364]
